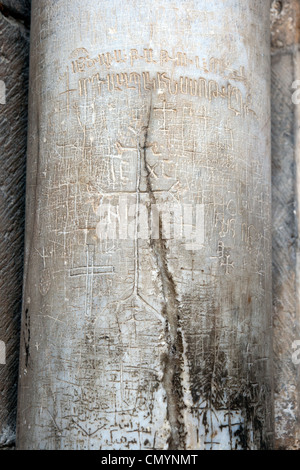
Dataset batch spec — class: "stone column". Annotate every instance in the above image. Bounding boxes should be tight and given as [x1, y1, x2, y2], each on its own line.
[0, 0, 30, 449]
[17, 0, 274, 450]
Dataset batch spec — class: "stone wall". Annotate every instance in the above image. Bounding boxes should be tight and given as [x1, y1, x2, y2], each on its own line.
[0, 0, 30, 450]
[271, 0, 300, 450]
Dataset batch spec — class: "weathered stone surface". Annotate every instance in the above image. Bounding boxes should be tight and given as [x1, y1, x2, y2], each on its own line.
[17, 0, 273, 450]
[0, 10, 29, 448]
[271, 0, 300, 450]
[271, 0, 300, 50]
[0, 1, 31, 26]
[271, 51, 300, 450]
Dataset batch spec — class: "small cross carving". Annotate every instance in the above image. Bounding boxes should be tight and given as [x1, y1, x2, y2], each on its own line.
[70, 245, 114, 317]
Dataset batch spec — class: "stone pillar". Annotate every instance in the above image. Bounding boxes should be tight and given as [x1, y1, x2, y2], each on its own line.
[17, 0, 273, 450]
[0, 0, 30, 449]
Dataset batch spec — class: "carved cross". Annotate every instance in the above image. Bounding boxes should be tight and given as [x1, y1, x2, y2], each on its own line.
[70, 244, 114, 317]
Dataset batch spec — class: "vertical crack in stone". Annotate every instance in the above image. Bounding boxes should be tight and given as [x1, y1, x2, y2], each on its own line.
[138, 100, 186, 449]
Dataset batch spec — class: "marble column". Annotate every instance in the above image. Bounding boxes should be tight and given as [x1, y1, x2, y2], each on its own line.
[17, 0, 274, 450]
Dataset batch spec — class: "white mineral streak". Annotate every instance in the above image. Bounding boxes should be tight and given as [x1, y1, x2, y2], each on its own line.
[17, 0, 273, 449]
